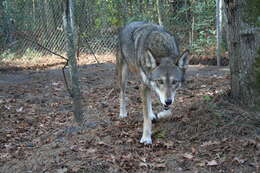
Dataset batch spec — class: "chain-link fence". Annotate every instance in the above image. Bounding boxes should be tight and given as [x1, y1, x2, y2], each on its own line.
[0, 0, 217, 60]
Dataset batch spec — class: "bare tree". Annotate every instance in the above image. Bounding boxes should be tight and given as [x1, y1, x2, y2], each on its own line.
[63, 0, 83, 123]
[223, 0, 260, 106]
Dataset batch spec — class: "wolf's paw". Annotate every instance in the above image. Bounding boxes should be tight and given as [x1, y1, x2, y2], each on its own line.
[140, 136, 152, 144]
[119, 112, 128, 118]
[157, 109, 171, 119]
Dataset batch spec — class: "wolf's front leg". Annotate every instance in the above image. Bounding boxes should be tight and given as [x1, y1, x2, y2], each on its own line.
[147, 91, 157, 120]
[119, 63, 128, 118]
[140, 84, 153, 144]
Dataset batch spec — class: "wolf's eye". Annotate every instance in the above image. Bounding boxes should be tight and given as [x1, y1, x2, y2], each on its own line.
[157, 80, 164, 85]
[172, 80, 177, 85]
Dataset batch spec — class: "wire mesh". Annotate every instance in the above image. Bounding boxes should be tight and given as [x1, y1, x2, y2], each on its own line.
[0, 0, 216, 60]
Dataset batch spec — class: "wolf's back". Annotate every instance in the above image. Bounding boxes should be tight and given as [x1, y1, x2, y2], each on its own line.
[119, 22, 180, 68]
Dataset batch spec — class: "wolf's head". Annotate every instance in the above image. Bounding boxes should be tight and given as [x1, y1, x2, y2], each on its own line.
[142, 50, 189, 107]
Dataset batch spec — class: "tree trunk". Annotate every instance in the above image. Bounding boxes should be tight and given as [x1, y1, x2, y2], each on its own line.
[216, 0, 223, 66]
[189, 0, 195, 49]
[2, 0, 15, 45]
[223, 0, 260, 107]
[156, 0, 163, 25]
[190, 16, 195, 48]
[63, 0, 83, 123]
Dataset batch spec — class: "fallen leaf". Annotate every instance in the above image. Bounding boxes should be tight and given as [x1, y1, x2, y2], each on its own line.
[110, 154, 116, 163]
[163, 141, 174, 148]
[0, 153, 11, 159]
[126, 138, 133, 143]
[97, 141, 107, 145]
[154, 162, 166, 168]
[52, 82, 60, 86]
[197, 161, 206, 167]
[207, 160, 218, 166]
[4, 105, 11, 110]
[57, 167, 68, 173]
[16, 107, 23, 112]
[201, 141, 220, 147]
[122, 153, 132, 160]
[139, 156, 146, 163]
[86, 148, 96, 153]
[191, 147, 196, 154]
[139, 162, 148, 168]
[233, 157, 246, 164]
[183, 153, 194, 160]
[70, 145, 79, 152]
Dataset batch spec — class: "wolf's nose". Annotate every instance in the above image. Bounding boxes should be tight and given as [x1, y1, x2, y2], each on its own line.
[165, 99, 172, 106]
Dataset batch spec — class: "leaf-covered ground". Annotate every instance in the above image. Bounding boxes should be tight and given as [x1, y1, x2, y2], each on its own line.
[0, 54, 259, 173]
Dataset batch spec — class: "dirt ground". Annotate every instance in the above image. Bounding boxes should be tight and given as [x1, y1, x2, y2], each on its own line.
[0, 54, 259, 173]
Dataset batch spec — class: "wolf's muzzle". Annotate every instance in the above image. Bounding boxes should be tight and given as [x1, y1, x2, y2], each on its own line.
[163, 105, 170, 110]
[165, 99, 172, 106]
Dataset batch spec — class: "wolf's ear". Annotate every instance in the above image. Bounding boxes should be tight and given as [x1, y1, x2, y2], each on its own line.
[177, 50, 189, 70]
[146, 50, 157, 68]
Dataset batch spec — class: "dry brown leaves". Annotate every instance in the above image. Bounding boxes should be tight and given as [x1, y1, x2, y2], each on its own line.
[0, 55, 259, 173]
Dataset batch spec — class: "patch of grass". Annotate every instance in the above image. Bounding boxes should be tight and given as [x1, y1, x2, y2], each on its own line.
[154, 129, 167, 139]
[0, 48, 43, 61]
[21, 48, 43, 60]
[0, 49, 16, 60]
[202, 95, 212, 102]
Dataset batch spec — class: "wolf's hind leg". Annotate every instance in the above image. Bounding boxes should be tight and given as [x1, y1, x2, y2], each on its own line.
[118, 61, 128, 118]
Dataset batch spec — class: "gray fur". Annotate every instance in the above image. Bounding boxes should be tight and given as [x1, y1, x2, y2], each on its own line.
[116, 21, 189, 144]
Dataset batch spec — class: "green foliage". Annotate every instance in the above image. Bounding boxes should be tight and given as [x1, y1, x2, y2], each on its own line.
[192, 28, 216, 53]
[21, 48, 43, 60]
[191, 0, 216, 53]
[0, 49, 16, 60]
[245, 0, 260, 26]
[1, 0, 218, 58]
[203, 95, 213, 102]
[0, 48, 42, 60]
[153, 129, 166, 139]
